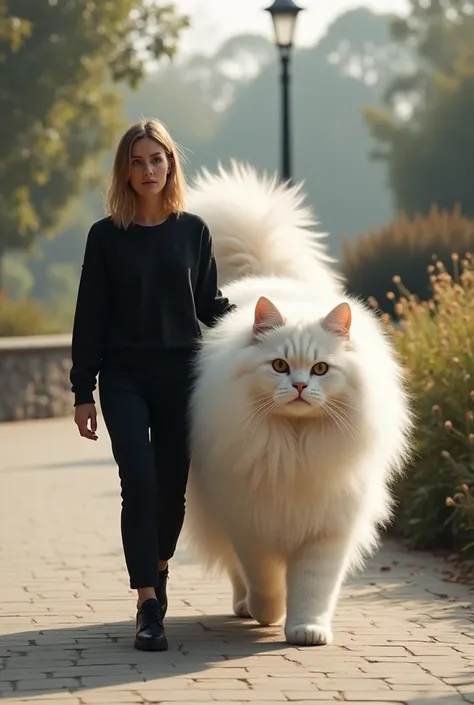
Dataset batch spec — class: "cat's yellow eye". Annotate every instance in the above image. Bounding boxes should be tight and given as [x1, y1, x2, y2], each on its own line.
[272, 358, 289, 374]
[312, 361, 329, 376]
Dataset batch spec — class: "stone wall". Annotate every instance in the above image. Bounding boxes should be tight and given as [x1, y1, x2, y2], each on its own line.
[0, 334, 73, 422]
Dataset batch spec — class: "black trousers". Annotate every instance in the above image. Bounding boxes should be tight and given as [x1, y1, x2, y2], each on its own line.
[98, 351, 194, 590]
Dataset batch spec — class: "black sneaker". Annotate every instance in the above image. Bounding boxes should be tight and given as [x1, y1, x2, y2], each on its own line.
[155, 567, 169, 618]
[134, 598, 168, 651]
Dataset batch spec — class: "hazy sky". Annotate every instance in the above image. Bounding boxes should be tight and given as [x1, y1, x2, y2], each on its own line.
[174, 0, 409, 55]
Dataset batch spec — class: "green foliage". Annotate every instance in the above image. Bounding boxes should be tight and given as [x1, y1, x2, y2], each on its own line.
[3, 256, 34, 300]
[23, 197, 95, 302]
[41, 263, 79, 331]
[0, 1, 31, 52]
[0, 291, 54, 336]
[0, 0, 188, 259]
[342, 206, 474, 315]
[388, 257, 474, 557]
[364, 1, 474, 217]
[387, 0, 474, 76]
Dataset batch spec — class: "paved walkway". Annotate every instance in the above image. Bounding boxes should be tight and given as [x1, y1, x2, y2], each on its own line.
[1, 417, 474, 705]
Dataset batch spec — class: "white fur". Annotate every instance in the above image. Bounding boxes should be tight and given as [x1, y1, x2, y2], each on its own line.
[184, 161, 413, 646]
[186, 161, 342, 290]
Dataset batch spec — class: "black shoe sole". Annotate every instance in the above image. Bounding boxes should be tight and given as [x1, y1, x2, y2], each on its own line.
[134, 635, 168, 652]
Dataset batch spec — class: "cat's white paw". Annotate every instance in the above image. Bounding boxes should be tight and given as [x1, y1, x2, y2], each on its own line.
[233, 598, 251, 618]
[284, 622, 333, 646]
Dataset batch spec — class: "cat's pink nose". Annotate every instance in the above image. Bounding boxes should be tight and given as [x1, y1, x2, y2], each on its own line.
[293, 382, 307, 394]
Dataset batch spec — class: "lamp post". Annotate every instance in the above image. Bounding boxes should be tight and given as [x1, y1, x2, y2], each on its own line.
[265, 0, 303, 184]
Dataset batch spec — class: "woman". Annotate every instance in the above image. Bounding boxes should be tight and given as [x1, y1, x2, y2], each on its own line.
[70, 119, 234, 652]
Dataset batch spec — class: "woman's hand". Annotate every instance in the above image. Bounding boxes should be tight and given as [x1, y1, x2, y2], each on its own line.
[74, 403, 98, 441]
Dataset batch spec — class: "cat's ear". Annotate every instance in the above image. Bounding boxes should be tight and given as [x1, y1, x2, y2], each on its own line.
[322, 302, 352, 340]
[254, 296, 285, 334]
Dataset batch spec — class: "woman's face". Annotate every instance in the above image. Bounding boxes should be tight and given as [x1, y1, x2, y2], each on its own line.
[128, 137, 170, 199]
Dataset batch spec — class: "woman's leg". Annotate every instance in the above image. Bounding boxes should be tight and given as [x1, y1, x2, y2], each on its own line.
[98, 364, 167, 651]
[149, 354, 193, 593]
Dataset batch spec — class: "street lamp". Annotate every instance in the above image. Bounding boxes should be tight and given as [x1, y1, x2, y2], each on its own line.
[265, 0, 303, 184]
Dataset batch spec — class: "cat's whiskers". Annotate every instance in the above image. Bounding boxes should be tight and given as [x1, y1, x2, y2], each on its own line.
[245, 394, 275, 415]
[326, 400, 359, 434]
[241, 399, 273, 424]
[249, 392, 272, 403]
[244, 391, 273, 408]
[322, 401, 357, 443]
[242, 397, 277, 431]
[329, 398, 359, 414]
[330, 410, 357, 443]
[246, 403, 278, 434]
[320, 405, 346, 440]
[326, 398, 355, 415]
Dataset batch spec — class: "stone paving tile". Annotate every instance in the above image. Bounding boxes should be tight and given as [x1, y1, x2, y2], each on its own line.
[1, 417, 474, 705]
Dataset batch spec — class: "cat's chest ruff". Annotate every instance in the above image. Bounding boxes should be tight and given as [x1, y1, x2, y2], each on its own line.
[244, 421, 353, 471]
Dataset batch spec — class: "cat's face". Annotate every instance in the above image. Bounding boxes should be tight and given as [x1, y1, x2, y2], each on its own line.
[247, 297, 355, 420]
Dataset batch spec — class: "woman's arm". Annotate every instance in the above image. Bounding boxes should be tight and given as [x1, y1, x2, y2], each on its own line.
[194, 225, 235, 328]
[70, 223, 109, 406]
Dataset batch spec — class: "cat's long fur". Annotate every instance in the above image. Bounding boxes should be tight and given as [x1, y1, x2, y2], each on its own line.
[185, 161, 413, 646]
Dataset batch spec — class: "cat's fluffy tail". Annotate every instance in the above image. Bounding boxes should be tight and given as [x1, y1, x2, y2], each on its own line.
[186, 160, 342, 288]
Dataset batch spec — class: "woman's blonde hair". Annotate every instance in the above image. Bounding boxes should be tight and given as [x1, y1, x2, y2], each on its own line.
[106, 119, 187, 229]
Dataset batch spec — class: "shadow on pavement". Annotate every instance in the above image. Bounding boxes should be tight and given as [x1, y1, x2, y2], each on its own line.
[1, 557, 474, 699]
[0, 614, 290, 698]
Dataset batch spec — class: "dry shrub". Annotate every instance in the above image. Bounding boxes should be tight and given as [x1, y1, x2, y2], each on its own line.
[386, 254, 474, 560]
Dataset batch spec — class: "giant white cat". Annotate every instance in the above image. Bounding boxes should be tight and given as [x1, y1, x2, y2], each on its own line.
[184, 162, 413, 646]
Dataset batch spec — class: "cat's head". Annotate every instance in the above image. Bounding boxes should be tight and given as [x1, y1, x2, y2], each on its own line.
[245, 296, 356, 420]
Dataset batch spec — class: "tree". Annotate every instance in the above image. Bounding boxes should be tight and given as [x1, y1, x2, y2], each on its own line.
[319, 7, 415, 91]
[0, 0, 188, 287]
[0, 1, 31, 52]
[364, 1, 474, 217]
[183, 34, 275, 112]
[192, 9, 412, 249]
[11, 5, 418, 309]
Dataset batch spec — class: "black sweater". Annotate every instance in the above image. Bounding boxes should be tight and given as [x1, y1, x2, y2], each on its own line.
[70, 212, 234, 406]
